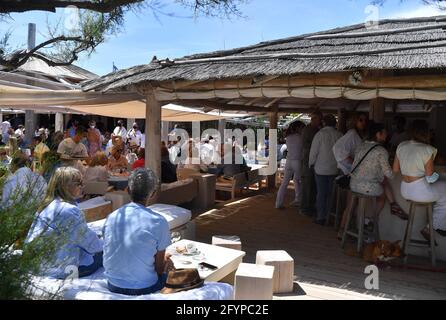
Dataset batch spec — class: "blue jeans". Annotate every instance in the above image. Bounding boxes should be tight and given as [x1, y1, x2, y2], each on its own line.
[108, 274, 168, 296]
[315, 174, 336, 222]
[78, 252, 103, 278]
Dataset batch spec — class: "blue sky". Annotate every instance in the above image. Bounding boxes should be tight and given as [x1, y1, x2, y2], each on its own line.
[1, 0, 444, 75]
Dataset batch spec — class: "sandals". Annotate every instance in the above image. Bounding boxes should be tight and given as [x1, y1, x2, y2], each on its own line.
[390, 203, 409, 220]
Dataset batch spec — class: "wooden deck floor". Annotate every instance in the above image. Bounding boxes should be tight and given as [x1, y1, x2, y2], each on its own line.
[193, 189, 446, 300]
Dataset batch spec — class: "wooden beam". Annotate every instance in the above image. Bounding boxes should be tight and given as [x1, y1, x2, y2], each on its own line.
[145, 88, 162, 198]
[251, 75, 279, 86]
[245, 97, 265, 106]
[337, 108, 347, 134]
[160, 73, 446, 91]
[264, 98, 280, 109]
[369, 98, 385, 122]
[174, 99, 316, 114]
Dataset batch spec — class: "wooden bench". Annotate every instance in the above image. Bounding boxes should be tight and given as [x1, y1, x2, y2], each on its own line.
[215, 169, 262, 200]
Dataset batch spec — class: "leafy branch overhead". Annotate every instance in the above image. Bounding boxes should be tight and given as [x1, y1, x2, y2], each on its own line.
[0, 0, 247, 70]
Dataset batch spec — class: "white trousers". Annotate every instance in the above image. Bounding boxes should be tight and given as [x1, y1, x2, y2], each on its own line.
[276, 159, 301, 208]
[401, 178, 446, 231]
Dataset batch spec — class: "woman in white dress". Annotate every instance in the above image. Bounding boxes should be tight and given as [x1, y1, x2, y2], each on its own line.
[276, 121, 306, 209]
[393, 119, 446, 239]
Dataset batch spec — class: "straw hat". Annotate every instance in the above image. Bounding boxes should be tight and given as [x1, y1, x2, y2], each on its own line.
[160, 269, 204, 294]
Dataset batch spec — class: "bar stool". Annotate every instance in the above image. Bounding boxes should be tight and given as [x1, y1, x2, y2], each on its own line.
[326, 182, 344, 230]
[341, 192, 379, 253]
[402, 201, 436, 268]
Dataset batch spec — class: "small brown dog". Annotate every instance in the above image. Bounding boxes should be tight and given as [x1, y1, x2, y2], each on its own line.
[363, 240, 402, 264]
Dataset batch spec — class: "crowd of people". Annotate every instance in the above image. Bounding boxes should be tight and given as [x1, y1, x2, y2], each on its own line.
[0, 118, 181, 295]
[276, 111, 446, 243]
[3, 112, 446, 296]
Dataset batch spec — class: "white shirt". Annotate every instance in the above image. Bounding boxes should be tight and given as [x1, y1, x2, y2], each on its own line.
[1, 121, 11, 144]
[2, 167, 47, 207]
[309, 126, 343, 176]
[57, 138, 88, 158]
[126, 129, 142, 147]
[285, 133, 303, 161]
[333, 129, 363, 172]
[14, 128, 25, 139]
[397, 140, 437, 178]
[113, 126, 127, 143]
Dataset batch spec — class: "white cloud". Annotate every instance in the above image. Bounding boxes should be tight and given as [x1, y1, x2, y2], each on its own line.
[388, 5, 445, 19]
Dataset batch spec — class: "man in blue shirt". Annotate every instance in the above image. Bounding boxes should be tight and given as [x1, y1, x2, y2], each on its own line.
[103, 168, 172, 295]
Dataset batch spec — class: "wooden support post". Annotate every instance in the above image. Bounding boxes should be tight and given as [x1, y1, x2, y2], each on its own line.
[55, 113, 64, 133]
[127, 118, 135, 131]
[369, 98, 385, 122]
[267, 109, 278, 190]
[64, 113, 71, 130]
[145, 88, 162, 196]
[25, 110, 37, 143]
[218, 119, 226, 143]
[337, 108, 347, 134]
[25, 23, 37, 144]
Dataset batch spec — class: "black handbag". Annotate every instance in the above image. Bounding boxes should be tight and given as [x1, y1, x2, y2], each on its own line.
[335, 144, 379, 190]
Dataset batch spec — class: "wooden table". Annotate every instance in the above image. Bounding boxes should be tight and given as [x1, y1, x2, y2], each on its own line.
[167, 239, 245, 282]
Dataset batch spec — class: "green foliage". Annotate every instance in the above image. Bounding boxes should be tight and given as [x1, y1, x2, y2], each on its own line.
[0, 165, 59, 299]
[0, 0, 247, 69]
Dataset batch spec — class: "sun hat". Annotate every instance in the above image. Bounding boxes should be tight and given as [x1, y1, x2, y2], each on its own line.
[160, 269, 204, 294]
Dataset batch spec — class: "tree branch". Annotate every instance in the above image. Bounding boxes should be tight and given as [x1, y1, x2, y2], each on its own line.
[0, 0, 144, 14]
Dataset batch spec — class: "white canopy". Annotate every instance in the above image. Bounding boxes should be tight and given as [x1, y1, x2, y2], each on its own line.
[0, 85, 245, 121]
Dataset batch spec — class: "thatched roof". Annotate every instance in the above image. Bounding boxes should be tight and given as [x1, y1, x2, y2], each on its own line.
[82, 15, 446, 93]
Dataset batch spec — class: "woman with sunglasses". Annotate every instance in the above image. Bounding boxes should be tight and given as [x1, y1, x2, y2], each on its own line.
[25, 167, 103, 279]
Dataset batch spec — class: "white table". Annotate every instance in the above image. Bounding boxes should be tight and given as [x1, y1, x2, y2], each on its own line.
[167, 239, 245, 282]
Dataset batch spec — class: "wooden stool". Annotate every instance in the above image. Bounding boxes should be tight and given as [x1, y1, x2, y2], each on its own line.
[234, 263, 274, 300]
[326, 182, 343, 230]
[256, 250, 294, 294]
[403, 201, 436, 268]
[341, 192, 379, 253]
[212, 235, 242, 251]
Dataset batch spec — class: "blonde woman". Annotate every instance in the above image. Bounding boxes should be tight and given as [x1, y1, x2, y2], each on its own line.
[25, 167, 103, 279]
[85, 152, 108, 182]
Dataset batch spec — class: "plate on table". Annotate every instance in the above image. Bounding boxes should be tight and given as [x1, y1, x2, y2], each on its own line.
[175, 245, 201, 256]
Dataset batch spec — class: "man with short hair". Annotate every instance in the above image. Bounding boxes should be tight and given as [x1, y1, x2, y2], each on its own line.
[309, 114, 343, 225]
[300, 111, 322, 216]
[103, 168, 172, 296]
[57, 127, 88, 158]
[57, 127, 88, 175]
